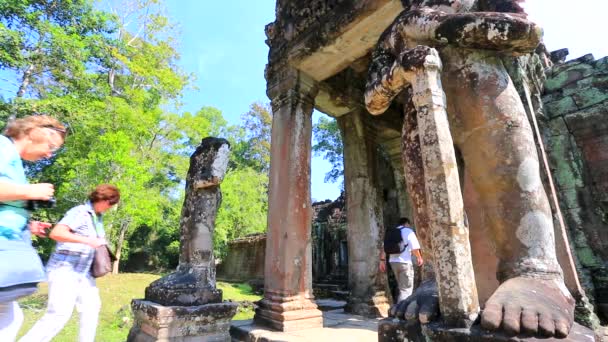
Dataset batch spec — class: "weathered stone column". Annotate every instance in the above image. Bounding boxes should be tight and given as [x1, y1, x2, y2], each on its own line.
[339, 110, 391, 318]
[391, 166, 413, 219]
[410, 49, 479, 327]
[128, 137, 238, 342]
[253, 67, 323, 331]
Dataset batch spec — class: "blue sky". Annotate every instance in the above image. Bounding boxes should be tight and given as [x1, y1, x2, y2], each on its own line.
[2, 0, 607, 202]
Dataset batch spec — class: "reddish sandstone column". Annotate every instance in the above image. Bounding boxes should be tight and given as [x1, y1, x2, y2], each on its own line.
[254, 68, 323, 331]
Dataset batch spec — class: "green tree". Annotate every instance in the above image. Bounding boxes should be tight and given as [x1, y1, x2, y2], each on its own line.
[214, 167, 268, 258]
[209, 102, 272, 258]
[0, 0, 274, 269]
[0, 0, 195, 273]
[231, 102, 271, 173]
[0, 0, 116, 103]
[312, 115, 343, 184]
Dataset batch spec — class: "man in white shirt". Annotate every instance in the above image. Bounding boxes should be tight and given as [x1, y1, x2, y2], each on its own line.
[380, 217, 424, 302]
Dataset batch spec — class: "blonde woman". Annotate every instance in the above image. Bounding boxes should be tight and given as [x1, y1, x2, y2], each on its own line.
[0, 115, 66, 341]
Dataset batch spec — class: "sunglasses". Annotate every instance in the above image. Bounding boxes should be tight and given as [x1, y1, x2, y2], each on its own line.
[38, 126, 66, 153]
[40, 125, 67, 135]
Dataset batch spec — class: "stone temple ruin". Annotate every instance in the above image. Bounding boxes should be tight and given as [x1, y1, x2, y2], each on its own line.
[240, 0, 605, 340]
[130, 0, 608, 341]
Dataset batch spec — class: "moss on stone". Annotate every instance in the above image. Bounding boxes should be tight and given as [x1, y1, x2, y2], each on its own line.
[544, 96, 578, 118]
[576, 246, 602, 268]
[572, 87, 608, 110]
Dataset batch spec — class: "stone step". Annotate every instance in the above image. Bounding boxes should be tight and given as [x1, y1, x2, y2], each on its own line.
[330, 290, 350, 300]
[313, 283, 342, 291]
[315, 299, 346, 312]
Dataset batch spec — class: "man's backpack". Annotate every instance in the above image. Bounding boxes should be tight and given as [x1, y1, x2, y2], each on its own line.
[384, 226, 408, 254]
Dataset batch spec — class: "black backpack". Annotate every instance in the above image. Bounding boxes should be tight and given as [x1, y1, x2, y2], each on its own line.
[384, 226, 408, 254]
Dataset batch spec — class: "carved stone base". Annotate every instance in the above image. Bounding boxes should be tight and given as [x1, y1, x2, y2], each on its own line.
[253, 297, 323, 331]
[144, 268, 222, 306]
[377, 318, 597, 342]
[344, 293, 390, 318]
[128, 299, 238, 342]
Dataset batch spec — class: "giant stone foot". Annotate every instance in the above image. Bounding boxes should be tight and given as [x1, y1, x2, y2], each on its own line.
[390, 279, 439, 324]
[481, 276, 575, 338]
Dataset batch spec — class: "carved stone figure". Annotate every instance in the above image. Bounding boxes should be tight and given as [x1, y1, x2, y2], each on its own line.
[366, 0, 574, 337]
[145, 137, 230, 306]
[128, 137, 237, 342]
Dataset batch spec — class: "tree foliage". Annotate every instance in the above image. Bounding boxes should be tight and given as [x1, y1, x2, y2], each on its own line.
[312, 115, 343, 184]
[214, 167, 268, 257]
[231, 102, 271, 173]
[0, 0, 271, 270]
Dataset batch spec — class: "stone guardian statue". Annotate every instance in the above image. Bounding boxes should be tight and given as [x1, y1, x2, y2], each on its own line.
[129, 137, 238, 342]
[366, 0, 574, 338]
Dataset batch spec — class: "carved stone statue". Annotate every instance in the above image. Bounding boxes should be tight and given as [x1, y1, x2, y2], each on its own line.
[145, 137, 230, 306]
[366, 0, 574, 338]
[128, 137, 237, 342]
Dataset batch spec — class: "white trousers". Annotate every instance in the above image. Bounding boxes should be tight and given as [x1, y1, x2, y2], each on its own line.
[0, 301, 24, 341]
[19, 267, 100, 342]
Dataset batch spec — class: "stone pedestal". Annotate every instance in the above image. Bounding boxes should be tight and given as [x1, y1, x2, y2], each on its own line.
[144, 269, 222, 306]
[254, 293, 324, 331]
[377, 318, 597, 342]
[128, 300, 238, 342]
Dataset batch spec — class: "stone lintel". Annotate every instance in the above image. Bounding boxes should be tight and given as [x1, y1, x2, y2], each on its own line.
[288, 0, 403, 82]
[315, 87, 356, 117]
[128, 299, 238, 342]
[378, 318, 597, 342]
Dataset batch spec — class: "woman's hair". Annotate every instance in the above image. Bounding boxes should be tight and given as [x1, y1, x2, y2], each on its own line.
[4, 115, 67, 140]
[89, 184, 121, 205]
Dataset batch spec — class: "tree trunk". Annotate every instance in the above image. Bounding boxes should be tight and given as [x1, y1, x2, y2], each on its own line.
[7, 63, 36, 123]
[16, 64, 34, 98]
[112, 221, 129, 274]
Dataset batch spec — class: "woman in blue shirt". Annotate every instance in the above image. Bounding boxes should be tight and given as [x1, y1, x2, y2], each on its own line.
[0, 115, 66, 341]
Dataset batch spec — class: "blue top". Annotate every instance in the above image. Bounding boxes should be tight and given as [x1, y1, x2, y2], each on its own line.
[0, 135, 30, 241]
[46, 202, 105, 275]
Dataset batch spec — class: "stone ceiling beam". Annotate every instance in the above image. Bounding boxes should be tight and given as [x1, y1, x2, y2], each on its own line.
[288, 0, 403, 82]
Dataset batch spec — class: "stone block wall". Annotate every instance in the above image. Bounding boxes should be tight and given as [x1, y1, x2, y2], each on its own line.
[216, 234, 266, 283]
[311, 195, 348, 283]
[542, 53, 608, 318]
[217, 197, 349, 285]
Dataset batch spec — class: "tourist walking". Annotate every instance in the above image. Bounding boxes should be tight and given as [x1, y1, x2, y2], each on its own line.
[0, 115, 66, 341]
[380, 217, 424, 302]
[20, 184, 120, 342]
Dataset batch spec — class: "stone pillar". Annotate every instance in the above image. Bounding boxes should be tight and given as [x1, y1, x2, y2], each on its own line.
[253, 68, 323, 331]
[392, 167, 413, 219]
[409, 48, 479, 327]
[128, 138, 238, 342]
[339, 110, 391, 318]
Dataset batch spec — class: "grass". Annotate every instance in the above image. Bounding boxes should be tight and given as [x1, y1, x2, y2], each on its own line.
[17, 273, 262, 341]
[216, 282, 262, 320]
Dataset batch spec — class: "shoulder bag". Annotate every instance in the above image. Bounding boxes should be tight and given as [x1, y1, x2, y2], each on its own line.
[89, 213, 116, 278]
[0, 236, 46, 302]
